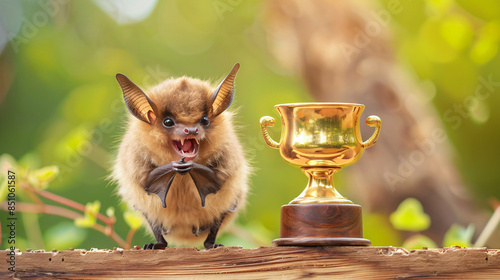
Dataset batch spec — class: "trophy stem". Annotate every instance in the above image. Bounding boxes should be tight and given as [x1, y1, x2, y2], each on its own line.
[289, 167, 353, 204]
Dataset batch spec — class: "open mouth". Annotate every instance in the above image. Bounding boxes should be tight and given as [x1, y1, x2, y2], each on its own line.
[172, 138, 199, 160]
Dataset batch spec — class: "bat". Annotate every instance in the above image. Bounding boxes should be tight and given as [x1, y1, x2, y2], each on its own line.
[112, 63, 249, 250]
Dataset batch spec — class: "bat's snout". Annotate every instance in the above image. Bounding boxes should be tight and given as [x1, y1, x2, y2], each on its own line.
[183, 127, 199, 135]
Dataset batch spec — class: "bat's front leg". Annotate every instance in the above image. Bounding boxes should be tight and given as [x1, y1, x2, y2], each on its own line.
[143, 218, 168, 250]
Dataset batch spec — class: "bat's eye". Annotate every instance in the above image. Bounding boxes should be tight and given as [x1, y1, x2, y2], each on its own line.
[163, 118, 175, 127]
[200, 116, 210, 126]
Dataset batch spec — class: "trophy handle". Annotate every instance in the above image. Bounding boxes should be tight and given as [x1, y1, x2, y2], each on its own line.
[260, 116, 280, 149]
[361, 115, 382, 149]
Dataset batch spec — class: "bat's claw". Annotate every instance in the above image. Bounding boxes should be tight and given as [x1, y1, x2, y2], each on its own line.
[204, 242, 224, 250]
[143, 242, 167, 250]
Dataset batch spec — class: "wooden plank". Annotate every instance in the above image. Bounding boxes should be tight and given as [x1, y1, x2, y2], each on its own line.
[1, 246, 499, 279]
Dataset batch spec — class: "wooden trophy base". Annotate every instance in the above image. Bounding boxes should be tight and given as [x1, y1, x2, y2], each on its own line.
[273, 204, 371, 246]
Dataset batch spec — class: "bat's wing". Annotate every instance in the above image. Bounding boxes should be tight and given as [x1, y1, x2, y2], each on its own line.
[144, 160, 220, 208]
[145, 163, 177, 208]
[146, 173, 176, 208]
[189, 163, 221, 207]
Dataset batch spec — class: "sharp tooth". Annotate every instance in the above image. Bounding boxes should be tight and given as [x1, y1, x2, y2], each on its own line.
[195, 138, 199, 144]
[180, 138, 185, 146]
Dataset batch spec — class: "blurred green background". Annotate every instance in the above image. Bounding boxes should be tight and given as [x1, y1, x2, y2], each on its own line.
[0, 0, 499, 250]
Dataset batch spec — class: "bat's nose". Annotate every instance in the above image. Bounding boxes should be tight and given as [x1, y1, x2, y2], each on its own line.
[184, 127, 199, 135]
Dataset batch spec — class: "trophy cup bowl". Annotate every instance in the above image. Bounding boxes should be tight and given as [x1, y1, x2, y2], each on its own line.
[260, 103, 381, 246]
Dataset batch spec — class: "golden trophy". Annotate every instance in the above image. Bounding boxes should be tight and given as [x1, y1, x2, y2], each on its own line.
[260, 103, 381, 246]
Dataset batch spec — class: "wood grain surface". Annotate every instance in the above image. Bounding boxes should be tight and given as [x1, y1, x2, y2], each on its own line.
[1, 246, 499, 279]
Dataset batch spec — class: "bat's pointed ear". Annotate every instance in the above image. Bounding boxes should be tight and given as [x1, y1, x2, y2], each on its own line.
[116, 73, 158, 124]
[208, 63, 240, 117]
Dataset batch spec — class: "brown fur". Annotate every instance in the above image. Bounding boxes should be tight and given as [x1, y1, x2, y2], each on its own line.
[112, 73, 249, 246]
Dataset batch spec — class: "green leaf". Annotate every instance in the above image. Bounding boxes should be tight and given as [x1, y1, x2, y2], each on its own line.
[124, 210, 143, 230]
[470, 38, 498, 65]
[32, 165, 60, 189]
[390, 198, 431, 231]
[470, 21, 500, 65]
[86, 200, 101, 217]
[439, 15, 473, 51]
[74, 210, 97, 228]
[74, 214, 95, 228]
[443, 224, 475, 247]
[45, 221, 87, 250]
[402, 234, 438, 249]
[74, 201, 101, 228]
